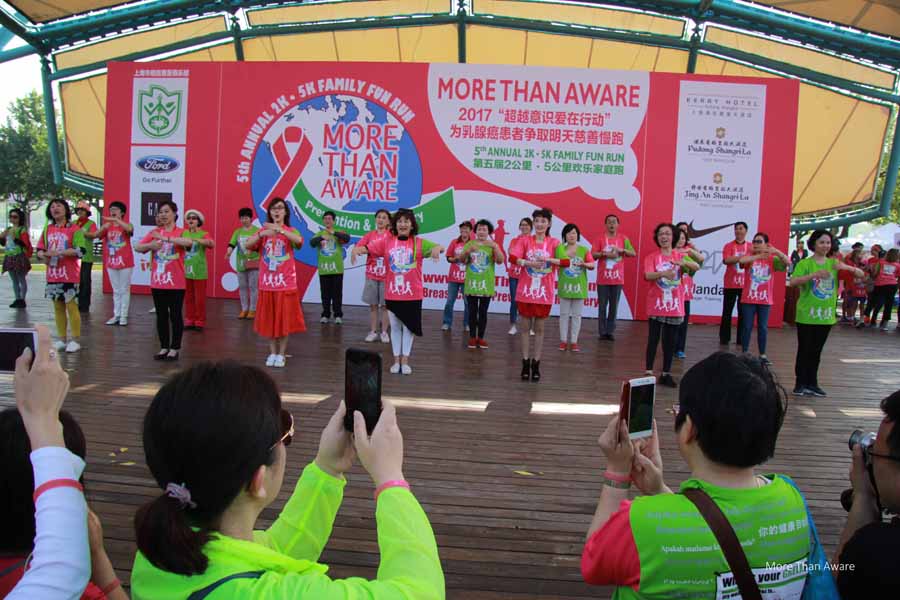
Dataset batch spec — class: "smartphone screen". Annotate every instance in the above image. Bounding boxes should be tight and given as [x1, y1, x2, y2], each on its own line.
[628, 378, 656, 439]
[344, 348, 383, 434]
[0, 328, 37, 373]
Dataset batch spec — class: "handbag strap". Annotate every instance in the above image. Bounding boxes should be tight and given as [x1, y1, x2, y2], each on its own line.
[683, 488, 762, 600]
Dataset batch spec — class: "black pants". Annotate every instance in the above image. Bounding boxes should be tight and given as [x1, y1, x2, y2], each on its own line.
[675, 300, 691, 353]
[320, 274, 344, 318]
[466, 295, 491, 339]
[78, 261, 93, 312]
[794, 323, 831, 388]
[869, 285, 897, 324]
[719, 288, 744, 344]
[646, 318, 678, 372]
[151, 288, 185, 350]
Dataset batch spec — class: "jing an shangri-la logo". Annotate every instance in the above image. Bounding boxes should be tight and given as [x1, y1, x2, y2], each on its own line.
[139, 84, 183, 139]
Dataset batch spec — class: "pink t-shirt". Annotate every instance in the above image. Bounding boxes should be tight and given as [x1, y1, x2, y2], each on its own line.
[511, 235, 561, 305]
[875, 259, 900, 286]
[252, 229, 301, 292]
[644, 250, 687, 318]
[366, 235, 437, 301]
[723, 240, 751, 289]
[139, 226, 187, 290]
[506, 234, 529, 279]
[446, 238, 468, 284]
[37, 224, 81, 283]
[592, 233, 632, 285]
[101, 223, 134, 270]
[740, 256, 779, 305]
[358, 229, 390, 281]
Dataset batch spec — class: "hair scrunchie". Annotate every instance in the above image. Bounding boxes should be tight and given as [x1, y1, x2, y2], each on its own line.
[165, 482, 197, 509]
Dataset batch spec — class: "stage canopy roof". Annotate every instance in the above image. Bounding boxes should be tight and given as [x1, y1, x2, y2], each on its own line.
[1, 0, 899, 230]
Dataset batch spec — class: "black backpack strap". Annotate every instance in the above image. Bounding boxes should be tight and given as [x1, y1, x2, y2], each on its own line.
[186, 570, 265, 600]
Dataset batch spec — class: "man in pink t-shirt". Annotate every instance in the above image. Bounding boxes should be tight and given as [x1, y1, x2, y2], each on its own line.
[719, 221, 750, 346]
[590, 214, 635, 341]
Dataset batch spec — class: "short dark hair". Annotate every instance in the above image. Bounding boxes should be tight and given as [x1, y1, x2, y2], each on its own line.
[375, 209, 391, 220]
[561, 223, 580, 241]
[238, 207, 253, 219]
[0, 409, 86, 554]
[604, 214, 619, 224]
[458, 220, 473, 230]
[135, 361, 283, 575]
[676, 352, 787, 467]
[45, 198, 71, 222]
[475, 219, 494, 235]
[807, 229, 833, 252]
[752, 232, 769, 243]
[887, 248, 900, 263]
[158, 200, 179, 222]
[852, 242, 864, 249]
[266, 197, 291, 227]
[109, 201, 127, 215]
[532, 208, 552, 233]
[323, 210, 336, 220]
[734, 221, 748, 230]
[881, 390, 900, 458]
[653, 223, 675, 247]
[8, 207, 26, 223]
[519, 217, 533, 230]
[390, 208, 418, 237]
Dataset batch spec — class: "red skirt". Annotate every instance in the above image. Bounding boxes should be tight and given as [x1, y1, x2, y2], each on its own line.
[254, 290, 306, 338]
[517, 301, 551, 319]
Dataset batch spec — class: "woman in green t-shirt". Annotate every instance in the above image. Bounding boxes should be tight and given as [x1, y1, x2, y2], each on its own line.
[183, 209, 215, 331]
[555, 223, 595, 352]
[1, 208, 32, 308]
[461, 219, 504, 349]
[226, 207, 261, 319]
[789, 229, 863, 397]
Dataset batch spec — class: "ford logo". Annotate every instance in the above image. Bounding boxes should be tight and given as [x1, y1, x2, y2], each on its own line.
[136, 155, 180, 173]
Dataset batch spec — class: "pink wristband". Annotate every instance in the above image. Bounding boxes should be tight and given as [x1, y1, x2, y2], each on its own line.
[33, 479, 83, 503]
[603, 470, 631, 483]
[374, 480, 410, 501]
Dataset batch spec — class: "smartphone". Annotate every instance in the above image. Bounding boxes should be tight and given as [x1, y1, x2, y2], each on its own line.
[0, 328, 38, 373]
[344, 348, 383, 434]
[618, 376, 656, 440]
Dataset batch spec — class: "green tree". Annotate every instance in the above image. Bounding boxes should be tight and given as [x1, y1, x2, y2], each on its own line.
[0, 90, 98, 226]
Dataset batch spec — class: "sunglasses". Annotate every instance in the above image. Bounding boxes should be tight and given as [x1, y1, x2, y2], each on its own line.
[268, 409, 294, 452]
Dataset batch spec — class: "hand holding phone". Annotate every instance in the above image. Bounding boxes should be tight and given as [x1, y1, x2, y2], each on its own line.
[1, 328, 38, 373]
[618, 376, 656, 441]
[344, 348, 383, 434]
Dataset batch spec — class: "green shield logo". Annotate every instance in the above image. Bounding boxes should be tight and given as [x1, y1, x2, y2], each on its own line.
[138, 84, 183, 139]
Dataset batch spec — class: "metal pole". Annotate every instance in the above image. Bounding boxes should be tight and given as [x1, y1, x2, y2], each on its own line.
[457, 0, 467, 64]
[686, 22, 701, 74]
[231, 14, 244, 61]
[40, 56, 63, 186]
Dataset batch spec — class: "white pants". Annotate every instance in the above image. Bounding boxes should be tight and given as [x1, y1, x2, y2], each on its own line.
[559, 297, 584, 344]
[388, 311, 414, 357]
[237, 269, 259, 311]
[107, 267, 132, 318]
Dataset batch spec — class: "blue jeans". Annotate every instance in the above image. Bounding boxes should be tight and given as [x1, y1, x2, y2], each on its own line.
[509, 277, 519, 323]
[740, 303, 771, 354]
[442, 281, 469, 327]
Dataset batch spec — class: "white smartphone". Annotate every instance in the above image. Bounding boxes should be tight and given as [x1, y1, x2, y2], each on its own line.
[619, 376, 656, 440]
[0, 328, 38, 373]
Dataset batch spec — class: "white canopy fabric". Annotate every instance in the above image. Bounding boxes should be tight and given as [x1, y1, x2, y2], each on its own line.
[841, 223, 900, 249]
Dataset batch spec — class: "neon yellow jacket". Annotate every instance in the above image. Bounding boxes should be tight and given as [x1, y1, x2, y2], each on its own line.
[131, 463, 445, 600]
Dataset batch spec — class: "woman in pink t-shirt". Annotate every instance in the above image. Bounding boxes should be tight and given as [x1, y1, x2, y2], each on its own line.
[97, 201, 134, 327]
[868, 248, 900, 330]
[508, 208, 565, 382]
[244, 197, 306, 368]
[36, 198, 84, 353]
[442, 221, 473, 332]
[134, 200, 193, 361]
[352, 208, 444, 375]
[737, 233, 789, 363]
[358, 209, 392, 343]
[673, 226, 704, 360]
[643, 223, 698, 387]
[506, 217, 533, 335]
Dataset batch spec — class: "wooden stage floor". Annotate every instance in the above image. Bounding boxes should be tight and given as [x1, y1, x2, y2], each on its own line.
[1, 273, 897, 599]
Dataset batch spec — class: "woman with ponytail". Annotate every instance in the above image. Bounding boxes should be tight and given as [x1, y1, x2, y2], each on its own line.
[131, 361, 444, 600]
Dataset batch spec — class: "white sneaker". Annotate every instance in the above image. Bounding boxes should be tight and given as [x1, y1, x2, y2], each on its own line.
[508, 325, 517, 335]
[335, 317, 343, 325]
[265, 354, 277, 366]
[53, 340, 66, 351]
[273, 355, 286, 368]
[380, 331, 390, 344]
[320, 316, 329, 324]
[65, 340, 81, 353]
[365, 331, 378, 342]
[529, 329, 535, 336]
[441, 324, 450, 331]
[401, 364, 412, 375]
[465, 325, 470, 332]
[390, 362, 401, 374]
[119, 317, 128, 326]
[105, 317, 119, 326]
[149, 307, 156, 314]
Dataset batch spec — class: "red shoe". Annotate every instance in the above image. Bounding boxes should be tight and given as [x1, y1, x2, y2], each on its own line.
[570, 343, 581, 352]
[559, 342, 568, 351]
[467, 337, 478, 349]
[478, 338, 489, 349]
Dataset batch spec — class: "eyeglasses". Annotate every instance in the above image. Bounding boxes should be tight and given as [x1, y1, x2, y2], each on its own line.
[268, 409, 294, 452]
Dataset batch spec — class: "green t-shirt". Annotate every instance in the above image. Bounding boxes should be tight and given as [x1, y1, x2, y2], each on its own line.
[229, 226, 261, 272]
[463, 240, 496, 296]
[77, 219, 98, 263]
[793, 256, 838, 325]
[3, 226, 26, 256]
[183, 229, 210, 280]
[555, 244, 591, 299]
[316, 229, 346, 275]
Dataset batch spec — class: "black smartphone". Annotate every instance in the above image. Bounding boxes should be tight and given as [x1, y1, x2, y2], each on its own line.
[0, 328, 38, 373]
[344, 348, 383, 434]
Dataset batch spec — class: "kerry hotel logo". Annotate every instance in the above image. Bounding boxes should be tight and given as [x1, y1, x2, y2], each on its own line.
[136, 155, 180, 173]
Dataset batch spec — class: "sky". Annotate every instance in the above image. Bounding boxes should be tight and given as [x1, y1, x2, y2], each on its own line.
[0, 54, 43, 122]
